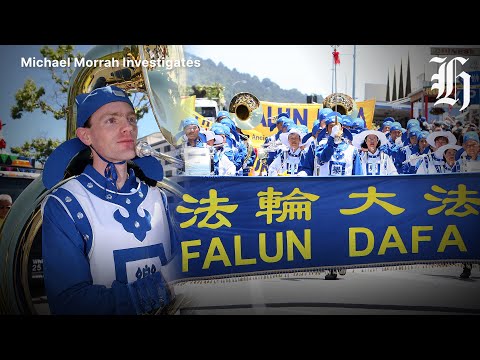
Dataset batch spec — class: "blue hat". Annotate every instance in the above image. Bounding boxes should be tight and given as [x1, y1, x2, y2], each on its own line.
[417, 131, 429, 141]
[277, 112, 290, 118]
[463, 131, 479, 143]
[318, 108, 333, 120]
[390, 123, 402, 132]
[383, 117, 395, 123]
[43, 86, 163, 190]
[353, 117, 365, 129]
[409, 128, 421, 138]
[407, 119, 420, 129]
[269, 115, 287, 131]
[183, 117, 200, 128]
[381, 121, 393, 130]
[216, 110, 230, 121]
[324, 112, 342, 127]
[341, 116, 353, 127]
[75, 86, 134, 128]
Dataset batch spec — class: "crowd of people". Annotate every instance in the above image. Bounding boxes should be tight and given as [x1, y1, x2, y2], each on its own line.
[176, 109, 480, 280]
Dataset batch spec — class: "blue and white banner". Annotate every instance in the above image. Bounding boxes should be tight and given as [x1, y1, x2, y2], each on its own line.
[167, 174, 480, 282]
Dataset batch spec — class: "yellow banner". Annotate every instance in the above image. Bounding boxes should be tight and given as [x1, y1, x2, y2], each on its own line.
[243, 99, 376, 148]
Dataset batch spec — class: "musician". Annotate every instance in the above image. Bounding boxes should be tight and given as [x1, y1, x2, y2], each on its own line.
[268, 127, 304, 176]
[352, 129, 397, 175]
[0, 193, 13, 228]
[41, 86, 174, 314]
[298, 113, 361, 177]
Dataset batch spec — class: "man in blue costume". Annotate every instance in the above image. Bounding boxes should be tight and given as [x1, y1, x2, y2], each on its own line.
[41, 86, 175, 315]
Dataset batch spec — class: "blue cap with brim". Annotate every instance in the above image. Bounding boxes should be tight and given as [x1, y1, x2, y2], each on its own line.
[183, 117, 200, 128]
[43, 86, 163, 190]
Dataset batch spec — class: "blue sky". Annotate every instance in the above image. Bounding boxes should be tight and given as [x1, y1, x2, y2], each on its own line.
[0, 45, 444, 151]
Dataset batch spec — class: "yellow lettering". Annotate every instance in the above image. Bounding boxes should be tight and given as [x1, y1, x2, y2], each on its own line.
[349, 227, 374, 257]
[286, 229, 311, 261]
[411, 226, 433, 253]
[234, 235, 257, 265]
[437, 225, 467, 252]
[202, 237, 232, 269]
[259, 232, 283, 263]
[181, 239, 201, 272]
[378, 226, 407, 255]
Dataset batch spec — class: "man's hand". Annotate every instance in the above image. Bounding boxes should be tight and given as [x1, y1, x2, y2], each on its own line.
[127, 271, 175, 315]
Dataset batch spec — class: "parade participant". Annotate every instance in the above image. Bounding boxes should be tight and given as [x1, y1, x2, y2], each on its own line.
[432, 144, 462, 173]
[182, 117, 208, 148]
[211, 126, 237, 176]
[0, 193, 13, 228]
[202, 130, 216, 146]
[352, 130, 397, 175]
[380, 119, 393, 134]
[298, 112, 358, 177]
[268, 127, 304, 176]
[401, 131, 431, 174]
[396, 128, 421, 173]
[41, 86, 175, 315]
[416, 130, 457, 174]
[265, 112, 289, 144]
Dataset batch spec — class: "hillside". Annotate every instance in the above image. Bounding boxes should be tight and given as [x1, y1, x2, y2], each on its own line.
[185, 53, 321, 107]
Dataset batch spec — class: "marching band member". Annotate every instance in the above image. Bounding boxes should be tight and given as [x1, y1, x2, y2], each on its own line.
[298, 113, 360, 177]
[41, 86, 174, 314]
[268, 127, 304, 176]
[352, 129, 397, 175]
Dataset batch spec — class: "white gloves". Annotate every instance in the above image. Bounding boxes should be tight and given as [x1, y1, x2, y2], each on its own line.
[330, 124, 342, 139]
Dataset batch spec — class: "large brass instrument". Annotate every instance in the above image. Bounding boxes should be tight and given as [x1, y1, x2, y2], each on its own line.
[228, 92, 263, 130]
[322, 92, 358, 143]
[0, 45, 188, 314]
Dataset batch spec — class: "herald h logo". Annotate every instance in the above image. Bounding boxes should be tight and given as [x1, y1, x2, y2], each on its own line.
[430, 57, 471, 111]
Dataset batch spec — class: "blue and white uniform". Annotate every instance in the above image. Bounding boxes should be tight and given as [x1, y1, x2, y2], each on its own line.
[359, 150, 398, 175]
[268, 148, 303, 176]
[41, 165, 174, 315]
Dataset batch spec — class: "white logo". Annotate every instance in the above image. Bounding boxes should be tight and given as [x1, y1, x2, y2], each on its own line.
[430, 57, 470, 111]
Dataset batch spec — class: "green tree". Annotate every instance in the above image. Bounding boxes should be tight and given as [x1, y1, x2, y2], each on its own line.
[10, 45, 149, 122]
[11, 137, 61, 165]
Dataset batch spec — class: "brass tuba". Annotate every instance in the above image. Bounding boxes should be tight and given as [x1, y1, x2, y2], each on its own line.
[228, 92, 263, 130]
[322, 92, 358, 143]
[0, 45, 188, 314]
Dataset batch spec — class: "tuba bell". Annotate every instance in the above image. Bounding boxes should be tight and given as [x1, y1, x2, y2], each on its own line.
[0, 45, 188, 314]
[322, 92, 358, 143]
[227, 92, 263, 130]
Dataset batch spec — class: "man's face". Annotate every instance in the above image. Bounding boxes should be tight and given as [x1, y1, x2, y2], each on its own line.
[184, 125, 200, 141]
[206, 139, 214, 146]
[382, 126, 390, 133]
[327, 122, 335, 135]
[79, 102, 138, 163]
[276, 122, 283, 131]
[464, 140, 480, 158]
[0, 199, 12, 219]
[409, 135, 418, 145]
